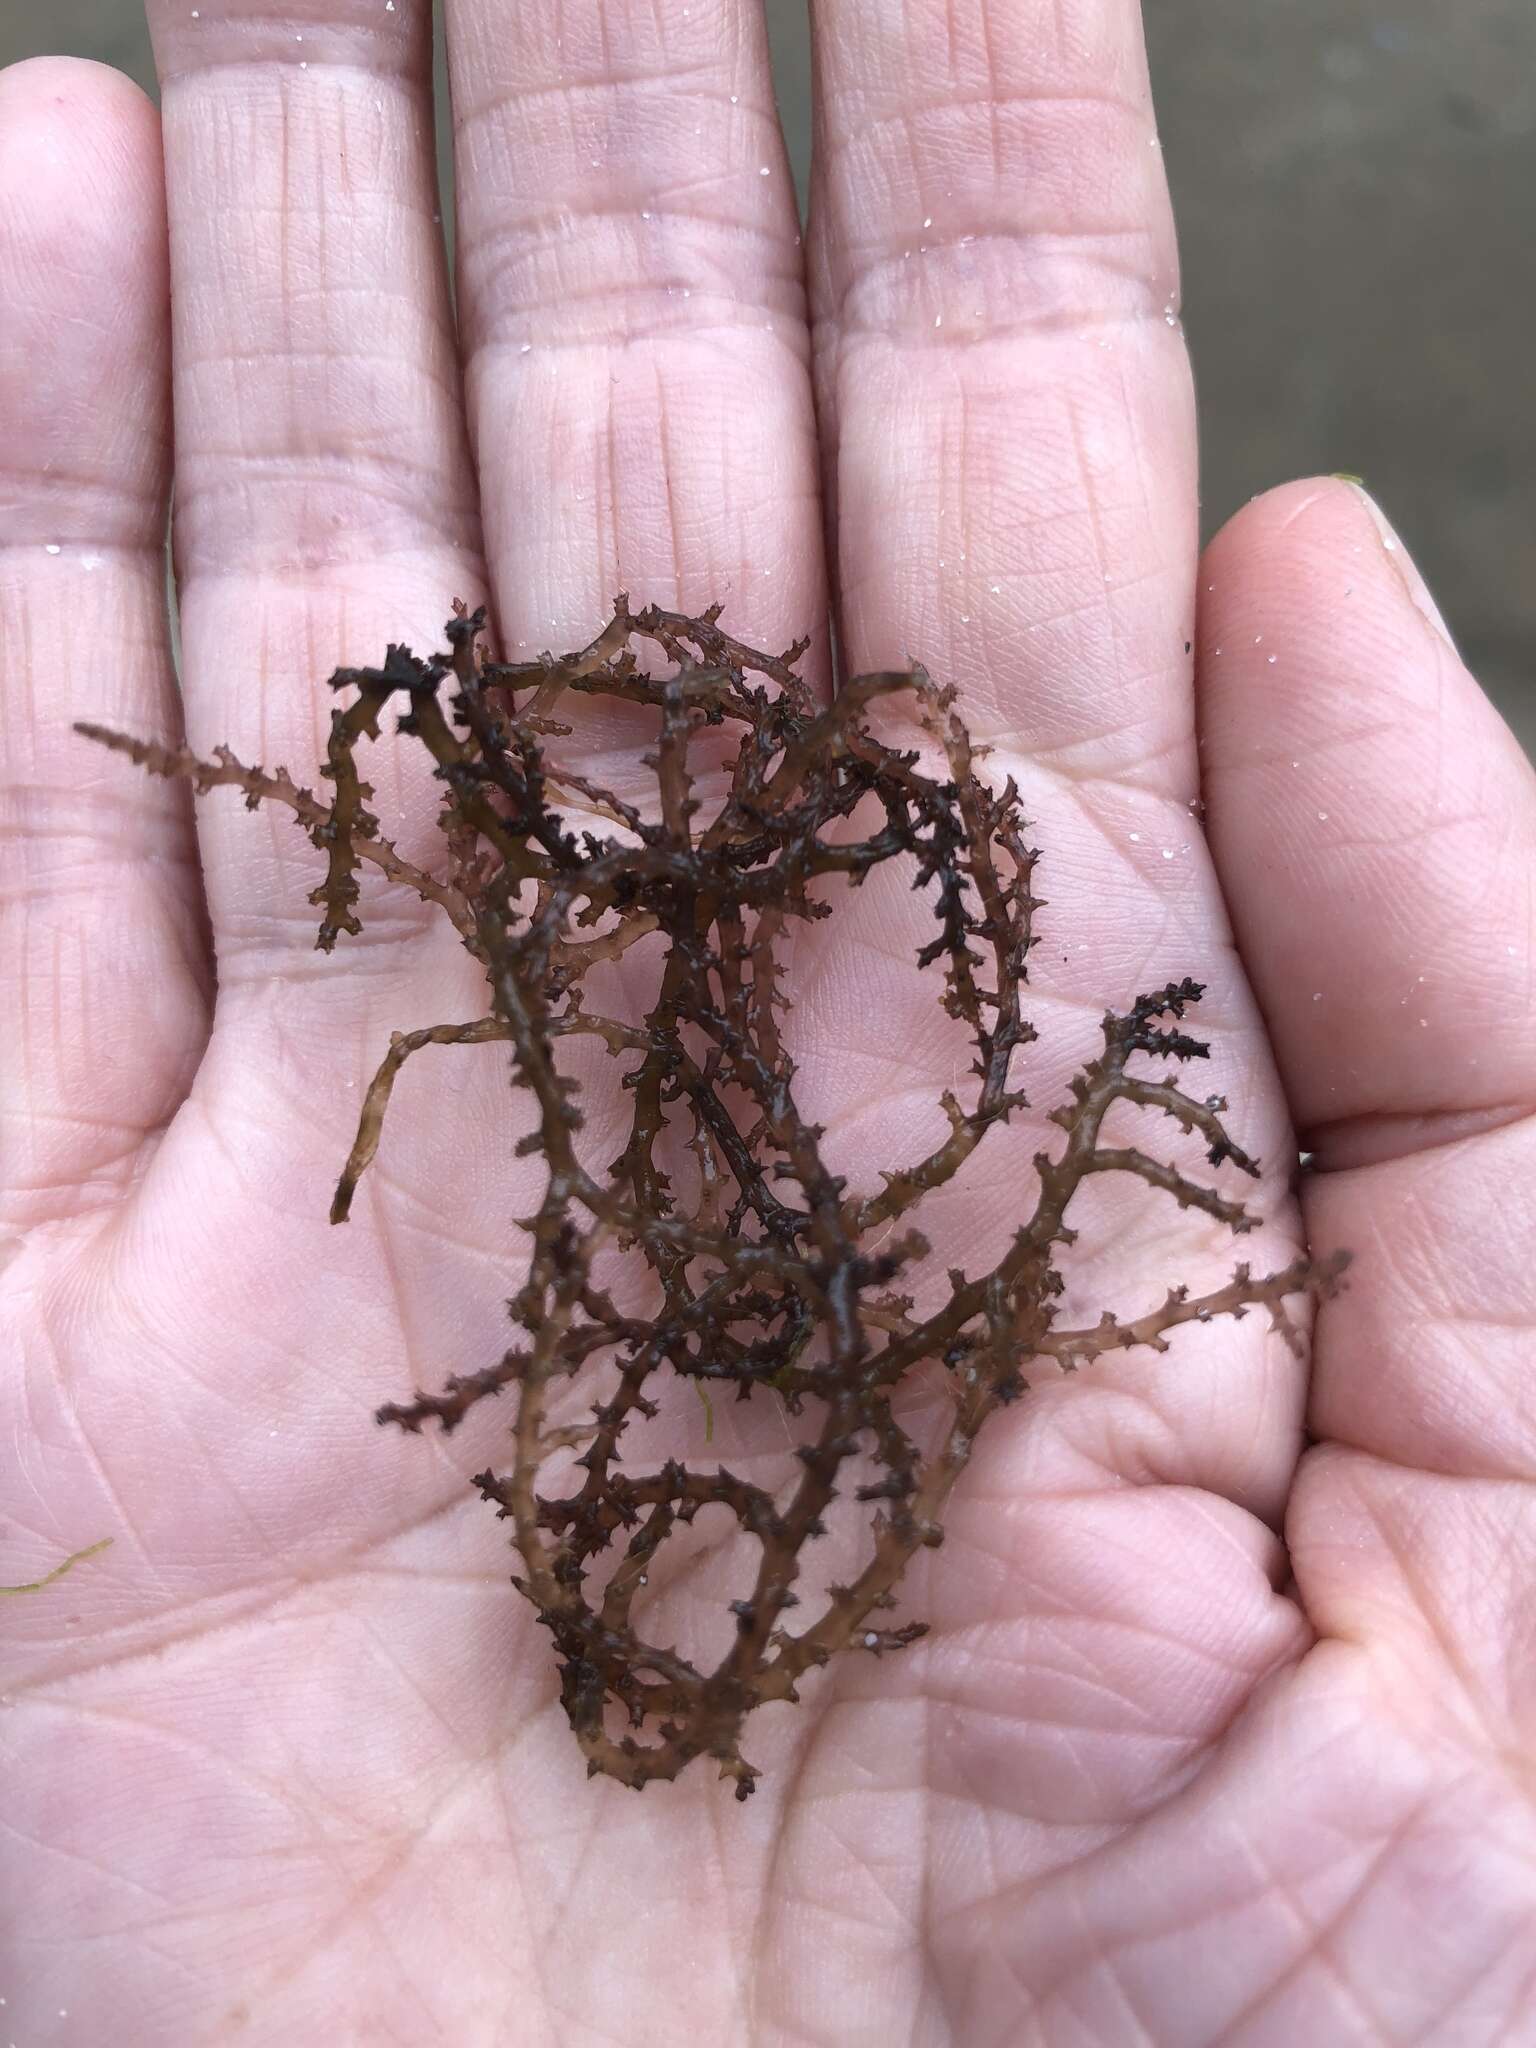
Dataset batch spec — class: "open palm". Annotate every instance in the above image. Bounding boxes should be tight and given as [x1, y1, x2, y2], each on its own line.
[4, 4, 1535, 2041]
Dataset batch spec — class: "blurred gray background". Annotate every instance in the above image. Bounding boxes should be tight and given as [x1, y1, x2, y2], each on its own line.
[5, 0, 1531, 750]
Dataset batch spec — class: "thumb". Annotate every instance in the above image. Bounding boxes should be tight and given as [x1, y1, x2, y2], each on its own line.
[1198, 475, 1535, 1173]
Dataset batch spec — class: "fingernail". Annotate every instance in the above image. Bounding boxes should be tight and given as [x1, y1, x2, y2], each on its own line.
[1347, 483, 1460, 654]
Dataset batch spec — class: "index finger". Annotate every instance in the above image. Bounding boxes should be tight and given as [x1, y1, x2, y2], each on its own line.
[800, 0, 1306, 1550]
[810, 0, 1196, 781]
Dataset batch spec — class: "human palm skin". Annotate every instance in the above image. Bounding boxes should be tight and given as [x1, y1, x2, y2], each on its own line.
[2, 3, 1534, 2042]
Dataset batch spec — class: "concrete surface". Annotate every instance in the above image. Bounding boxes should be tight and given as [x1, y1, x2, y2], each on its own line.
[4, 1, 1531, 754]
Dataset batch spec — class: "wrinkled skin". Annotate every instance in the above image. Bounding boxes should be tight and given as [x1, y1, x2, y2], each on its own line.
[3, 5, 1535, 2042]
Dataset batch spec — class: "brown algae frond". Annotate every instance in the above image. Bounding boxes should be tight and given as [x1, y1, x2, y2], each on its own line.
[2, 1538, 113, 1596]
[80, 601, 1343, 1799]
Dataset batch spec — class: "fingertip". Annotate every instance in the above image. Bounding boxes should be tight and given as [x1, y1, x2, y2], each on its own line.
[1206, 472, 1364, 543]
[1198, 476, 1436, 828]
[0, 58, 170, 553]
[0, 56, 163, 198]
[1205, 475, 1453, 654]
[1199, 471, 1528, 799]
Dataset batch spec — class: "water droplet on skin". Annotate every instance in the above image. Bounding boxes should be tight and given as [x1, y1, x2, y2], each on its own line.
[1267, 654, 1277, 664]
[1318, 811, 1329, 821]
[1128, 832, 1141, 843]
[933, 313, 943, 327]
[960, 614, 970, 623]
[1161, 848, 1175, 859]
[990, 585, 1001, 595]
[759, 166, 770, 177]
[923, 216, 932, 228]
[729, 94, 738, 104]
[864, 1632, 878, 1648]
[44, 543, 61, 556]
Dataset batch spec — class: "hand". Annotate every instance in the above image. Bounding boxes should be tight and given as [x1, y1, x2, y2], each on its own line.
[3, 6, 1532, 2041]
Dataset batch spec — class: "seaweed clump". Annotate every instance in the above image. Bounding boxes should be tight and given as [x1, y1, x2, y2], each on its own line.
[80, 601, 1341, 1800]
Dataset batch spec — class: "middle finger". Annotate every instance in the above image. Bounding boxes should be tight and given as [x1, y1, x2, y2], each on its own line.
[444, 0, 825, 705]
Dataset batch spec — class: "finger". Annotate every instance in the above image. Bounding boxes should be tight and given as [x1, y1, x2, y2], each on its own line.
[0, 59, 207, 1233]
[1201, 482, 1536, 1763]
[145, 1, 486, 990]
[1199, 477, 1536, 1167]
[443, 0, 825, 718]
[809, 0, 1196, 768]
[1199, 476, 1536, 1493]
[804, 0, 1300, 1529]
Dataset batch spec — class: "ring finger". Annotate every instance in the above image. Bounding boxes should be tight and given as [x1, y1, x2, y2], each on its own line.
[145, 0, 485, 1011]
